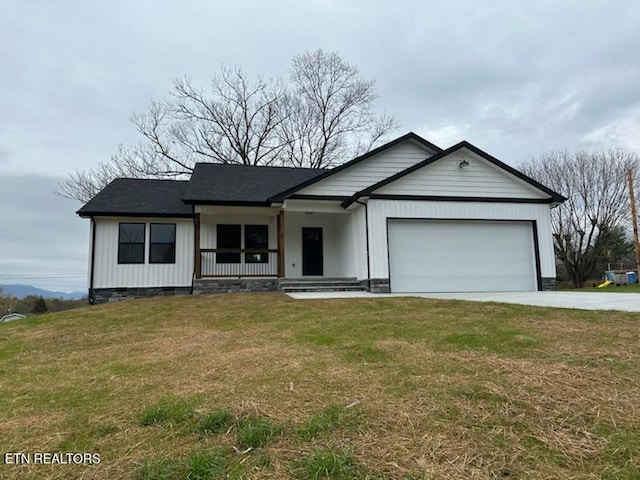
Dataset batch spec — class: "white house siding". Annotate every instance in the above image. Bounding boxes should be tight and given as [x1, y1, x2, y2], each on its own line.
[351, 204, 369, 280]
[367, 200, 556, 280]
[93, 217, 194, 288]
[332, 205, 367, 279]
[87, 219, 94, 287]
[375, 148, 548, 199]
[297, 140, 436, 196]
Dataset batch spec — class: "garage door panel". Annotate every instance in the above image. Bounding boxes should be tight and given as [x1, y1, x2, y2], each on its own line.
[388, 220, 536, 292]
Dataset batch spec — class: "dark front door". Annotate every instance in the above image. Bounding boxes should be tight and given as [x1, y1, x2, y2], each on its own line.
[302, 227, 323, 276]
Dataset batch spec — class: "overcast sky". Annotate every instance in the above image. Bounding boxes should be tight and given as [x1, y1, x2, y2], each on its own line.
[1, 0, 639, 292]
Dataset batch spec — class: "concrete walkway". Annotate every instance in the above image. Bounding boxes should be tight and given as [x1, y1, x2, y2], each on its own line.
[286, 291, 640, 312]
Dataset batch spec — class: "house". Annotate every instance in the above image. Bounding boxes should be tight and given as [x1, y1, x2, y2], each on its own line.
[77, 132, 565, 303]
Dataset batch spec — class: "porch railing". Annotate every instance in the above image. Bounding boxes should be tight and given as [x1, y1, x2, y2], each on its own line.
[200, 249, 278, 277]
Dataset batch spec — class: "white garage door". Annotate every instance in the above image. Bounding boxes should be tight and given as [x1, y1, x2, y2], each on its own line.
[388, 220, 537, 293]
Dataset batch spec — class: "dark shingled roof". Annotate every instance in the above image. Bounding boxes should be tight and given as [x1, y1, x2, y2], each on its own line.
[182, 163, 325, 205]
[77, 178, 193, 217]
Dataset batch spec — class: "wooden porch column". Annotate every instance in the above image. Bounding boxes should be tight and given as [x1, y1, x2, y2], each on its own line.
[194, 212, 202, 279]
[277, 211, 285, 278]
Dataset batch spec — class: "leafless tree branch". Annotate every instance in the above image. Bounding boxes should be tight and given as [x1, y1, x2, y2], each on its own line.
[522, 148, 640, 287]
[59, 50, 398, 202]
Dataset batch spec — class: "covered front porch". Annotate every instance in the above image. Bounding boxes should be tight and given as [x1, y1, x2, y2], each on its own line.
[193, 201, 367, 282]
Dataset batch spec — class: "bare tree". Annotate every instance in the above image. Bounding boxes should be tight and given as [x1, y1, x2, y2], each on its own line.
[522, 149, 639, 288]
[58, 51, 398, 203]
[281, 50, 398, 168]
[170, 67, 289, 166]
[55, 147, 158, 203]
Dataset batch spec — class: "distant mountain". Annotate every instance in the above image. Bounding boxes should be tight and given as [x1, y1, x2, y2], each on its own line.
[0, 284, 85, 300]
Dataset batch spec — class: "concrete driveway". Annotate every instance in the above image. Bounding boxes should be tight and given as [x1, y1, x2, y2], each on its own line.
[286, 291, 640, 312]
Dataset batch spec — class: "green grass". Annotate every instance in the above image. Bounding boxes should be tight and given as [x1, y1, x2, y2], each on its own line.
[1, 292, 640, 479]
[139, 397, 197, 427]
[137, 449, 231, 480]
[292, 447, 364, 479]
[297, 404, 361, 440]
[442, 327, 538, 355]
[579, 283, 640, 293]
[197, 408, 234, 436]
[234, 416, 281, 449]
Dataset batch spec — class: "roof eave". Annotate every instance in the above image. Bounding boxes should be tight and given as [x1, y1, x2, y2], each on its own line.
[77, 211, 195, 218]
[183, 199, 273, 207]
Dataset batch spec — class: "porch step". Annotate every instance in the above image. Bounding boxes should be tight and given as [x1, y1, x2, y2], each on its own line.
[281, 285, 368, 293]
[278, 278, 367, 293]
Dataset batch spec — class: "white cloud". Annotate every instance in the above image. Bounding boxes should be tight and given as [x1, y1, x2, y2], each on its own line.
[583, 111, 640, 152]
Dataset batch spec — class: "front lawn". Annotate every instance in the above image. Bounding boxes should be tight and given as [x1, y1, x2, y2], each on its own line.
[1, 293, 639, 479]
[579, 283, 640, 293]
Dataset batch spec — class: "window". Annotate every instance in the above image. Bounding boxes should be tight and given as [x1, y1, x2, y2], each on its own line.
[217, 224, 241, 263]
[118, 223, 145, 264]
[245, 225, 268, 263]
[150, 224, 176, 264]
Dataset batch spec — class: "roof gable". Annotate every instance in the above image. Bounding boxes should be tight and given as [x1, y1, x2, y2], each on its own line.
[344, 141, 566, 206]
[270, 132, 441, 200]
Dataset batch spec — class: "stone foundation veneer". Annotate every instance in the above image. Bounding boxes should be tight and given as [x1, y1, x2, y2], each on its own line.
[90, 276, 554, 301]
[90, 286, 192, 304]
[193, 278, 279, 295]
[369, 278, 391, 293]
[541, 277, 557, 291]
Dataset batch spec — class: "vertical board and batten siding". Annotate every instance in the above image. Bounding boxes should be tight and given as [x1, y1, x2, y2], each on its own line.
[367, 200, 556, 280]
[87, 220, 94, 287]
[332, 204, 368, 279]
[374, 149, 548, 199]
[351, 204, 369, 279]
[297, 140, 437, 196]
[93, 217, 194, 288]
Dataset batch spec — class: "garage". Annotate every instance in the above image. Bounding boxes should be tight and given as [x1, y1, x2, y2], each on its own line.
[387, 219, 538, 293]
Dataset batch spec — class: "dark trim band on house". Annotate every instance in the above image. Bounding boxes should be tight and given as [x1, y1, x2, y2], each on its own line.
[531, 220, 543, 291]
[357, 194, 556, 205]
[89, 217, 97, 303]
[78, 212, 195, 219]
[284, 194, 352, 202]
[182, 200, 273, 207]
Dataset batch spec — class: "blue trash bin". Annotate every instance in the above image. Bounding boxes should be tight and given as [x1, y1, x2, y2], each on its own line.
[627, 272, 638, 284]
